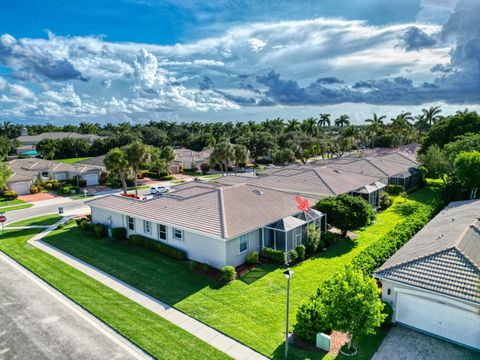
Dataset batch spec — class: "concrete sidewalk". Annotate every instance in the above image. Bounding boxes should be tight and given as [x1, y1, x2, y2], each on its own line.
[28, 222, 267, 360]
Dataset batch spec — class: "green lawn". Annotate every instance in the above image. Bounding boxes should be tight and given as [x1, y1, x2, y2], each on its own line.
[0, 197, 26, 207]
[0, 228, 230, 360]
[43, 187, 440, 359]
[6, 214, 63, 227]
[0, 203, 33, 213]
[53, 157, 92, 164]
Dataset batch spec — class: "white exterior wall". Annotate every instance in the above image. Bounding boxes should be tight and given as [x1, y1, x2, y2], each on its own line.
[225, 229, 262, 267]
[90, 206, 228, 269]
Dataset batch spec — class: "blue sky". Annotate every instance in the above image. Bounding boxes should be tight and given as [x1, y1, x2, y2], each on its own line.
[0, 0, 478, 124]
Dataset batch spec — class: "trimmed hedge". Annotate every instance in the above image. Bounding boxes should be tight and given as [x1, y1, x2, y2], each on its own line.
[128, 234, 187, 260]
[111, 227, 127, 241]
[261, 247, 286, 264]
[93, 223, 108, 238]
[351, 202, 442, 275]
[246, 250, 259, 264]
[221, 266, 237, 283]
[3, 190, 18, 200]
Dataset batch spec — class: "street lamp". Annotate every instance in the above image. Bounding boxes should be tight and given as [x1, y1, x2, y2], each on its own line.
[283, 268, 293, 360]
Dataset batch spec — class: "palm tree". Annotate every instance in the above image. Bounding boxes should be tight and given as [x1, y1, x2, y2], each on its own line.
[365, 113, 386, 148]
[232, 144, 249, 175]
[422, 105, 442, 126]
[456, 108, 469, 116]
[124, 141, 150, 197]
[334, 114, 350, 127]
[286, 119, 301, 132]
[104, 148, 130, 195]
[301, 117, 320, 136]
[395, 111, 414, 123]
[210, 141, 235, 176]
[318, 113, 331, 127]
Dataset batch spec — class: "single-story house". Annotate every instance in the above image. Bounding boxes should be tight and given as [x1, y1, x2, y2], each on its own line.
[15, 131, 103, 156]
[7, 158, 102, 194]
[87, 181, 326, 268]
[375, 200, 480, 350]
[175, 148, 213, 171]
[75, 154, 183, 175]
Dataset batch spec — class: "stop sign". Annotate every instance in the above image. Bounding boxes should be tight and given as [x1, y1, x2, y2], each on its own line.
[0, 215, 6, 223]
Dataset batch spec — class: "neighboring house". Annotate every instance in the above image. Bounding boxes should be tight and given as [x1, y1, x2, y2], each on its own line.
[375, 200, 480, 350]
[175, 148, 213, 171]
[87, 181, 326, 268]
[15, 132, 103, 156]
[7, 158, 102, 194]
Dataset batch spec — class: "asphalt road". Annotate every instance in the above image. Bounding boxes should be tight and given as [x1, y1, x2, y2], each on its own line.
[0, 254, 148, 360]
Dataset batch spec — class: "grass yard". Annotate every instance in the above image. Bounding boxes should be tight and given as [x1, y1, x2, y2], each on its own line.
[43, 187, 441, 359]
[0, 203, 33, 213]
[53, 157, 92, 164]
[6, 214, 63, 227]
[0, 197, 27, 207]
[0, 227, 230, 360]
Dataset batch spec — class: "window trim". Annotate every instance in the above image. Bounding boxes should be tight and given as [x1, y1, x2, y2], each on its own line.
[127, 216, 135, 231]
[239, 234, 248, 254]
[158, 224, 167, 241]
[143, 220, 151, 234]
[173, 227, 183, 241]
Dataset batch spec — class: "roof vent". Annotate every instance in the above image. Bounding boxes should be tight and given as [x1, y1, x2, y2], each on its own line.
[334, 169, 341, 174]
[252, 189, 264, 195]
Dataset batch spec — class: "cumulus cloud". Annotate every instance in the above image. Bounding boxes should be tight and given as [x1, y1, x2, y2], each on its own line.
[400, 26, 437, 50]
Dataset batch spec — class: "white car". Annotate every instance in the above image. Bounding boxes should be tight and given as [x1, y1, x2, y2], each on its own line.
[150, 185, 170, 195]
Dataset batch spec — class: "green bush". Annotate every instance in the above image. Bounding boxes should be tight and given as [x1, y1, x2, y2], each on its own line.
[306, 223, 321, 253]
[202, 263, 211, 273]
[128, 234, 187, 260]
[75, 217, 86, 226]
[221, 265, 237, 283]
[161, 175, 175, 181]
[79, 220, 94, 232]
[56, 223, 65, 230]
[261, 247, 286, 264]
[246, 250, 259, 264]
[288, 249, 298, 263]
[62, 187, 71, 194]
[45, 182, 53, 189]
[387, 184, 403, 195]
[189, 260, 197, 271]
[351, 203, 441, 275]
[379, 192, 393, 210]
[381, 302, 393, 328]
[294, 296, 331, 343]
[111, 227, 127, 241]
[323, 232, 336, 247]
[93, 223, 108, 238]
[295, 245, 306, 261]
[3, 190, 18, 200]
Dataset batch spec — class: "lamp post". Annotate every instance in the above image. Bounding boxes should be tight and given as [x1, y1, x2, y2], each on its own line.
[283, 268, 293, 360]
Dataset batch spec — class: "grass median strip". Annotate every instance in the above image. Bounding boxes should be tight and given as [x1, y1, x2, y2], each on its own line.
[0, 203, 33, 213]
[43, 187, 441, 359]
[6, 214, 63, 227]
[0, 228, 230, 360]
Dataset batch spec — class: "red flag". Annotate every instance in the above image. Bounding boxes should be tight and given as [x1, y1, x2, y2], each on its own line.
[295, 196, 309, 211]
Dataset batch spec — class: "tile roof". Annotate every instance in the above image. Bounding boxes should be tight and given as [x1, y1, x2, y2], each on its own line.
[375, 200, 480, 304]
[87, 181, 320, 239]
[75, 155, 106, 168]
[17, 132, 102, 143]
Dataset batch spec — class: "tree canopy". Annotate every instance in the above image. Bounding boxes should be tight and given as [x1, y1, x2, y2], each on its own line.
[454, 151, 480, 199]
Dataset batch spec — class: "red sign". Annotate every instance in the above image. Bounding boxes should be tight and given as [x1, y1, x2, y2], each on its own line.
[295, 196, 309, 212]
[0, 215, 6, 223]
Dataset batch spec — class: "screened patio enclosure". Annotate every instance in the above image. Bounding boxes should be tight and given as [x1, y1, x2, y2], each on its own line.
[352, 181, 387, 208]
[263, 209, 326, 256]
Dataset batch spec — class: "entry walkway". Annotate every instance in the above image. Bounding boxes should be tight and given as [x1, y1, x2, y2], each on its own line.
[27, 220, 267, 360]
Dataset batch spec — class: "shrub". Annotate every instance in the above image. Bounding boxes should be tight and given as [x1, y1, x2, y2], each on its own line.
[296, 245, 306, 261]
[221, 265, 237, 283]
[295, 297, 331, 343]
[56, 223, 65, 229]
[111, 227, 127, 241]
[30, 186, 40, 194]
[202, 263, 211, 273]
[387, 184, 403, 195]
[306, 223, 321, 253]
[323, 232, 336, 247]
[62, 186, 71, 194]
[99, 171, 108, 185]
[379, 192, 393, 210]
[45, 183, 53, 189]
[80, 221, 94, 232]
[93, 223, 108, 238]
[3, 190, 18, 200]
[261, 247, 286, 264]
[200, 162, 211, 174]
[161, 175, 175, 181]
[246, 250, 259, 264]
[128, 234, 187, 260]
[189, 260, 197, 271]
[288, 249, 298, 263]
[382, 302, 393, 328]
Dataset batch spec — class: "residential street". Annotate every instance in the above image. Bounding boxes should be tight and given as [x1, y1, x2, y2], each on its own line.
[0, 253, 148, 360]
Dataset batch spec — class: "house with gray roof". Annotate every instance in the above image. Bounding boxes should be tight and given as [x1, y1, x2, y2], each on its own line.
[87, 181, 326, 268]
[15, 132, 103, 156]
[7, 158, 102, 194]
[375, 200, 480, 350]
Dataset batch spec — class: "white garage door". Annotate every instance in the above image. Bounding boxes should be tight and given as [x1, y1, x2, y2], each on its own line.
[82, 173, 99, 186]
[54, 172, 68, 180]
[396, 292, 480, 349]
[10, 182, 31, 195]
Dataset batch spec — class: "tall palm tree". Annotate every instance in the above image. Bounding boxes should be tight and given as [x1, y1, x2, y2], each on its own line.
[334, 114, 350, 128]
[365, 113, 386, 148]
[301, 117, 320, 136]
[104, 148, 130, 195]
[124, 141, 150, 197]
[422, 105, 442, 126]
[286, 119, 301, 132]
[318, 113, 331, 127]
[395, 111, 414, 123]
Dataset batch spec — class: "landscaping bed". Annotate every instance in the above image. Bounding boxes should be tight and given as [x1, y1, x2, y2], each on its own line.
[42, 187, 441, 359]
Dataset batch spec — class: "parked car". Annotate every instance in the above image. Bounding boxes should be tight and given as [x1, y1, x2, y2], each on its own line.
[150, 186, 170, 195]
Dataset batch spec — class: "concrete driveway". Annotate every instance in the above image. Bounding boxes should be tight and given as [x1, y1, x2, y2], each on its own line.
[373, 326, 478, 360]
[0, 254, 148, 360]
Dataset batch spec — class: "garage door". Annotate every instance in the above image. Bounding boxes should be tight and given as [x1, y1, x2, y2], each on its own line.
[54, 172, 68, 180]
[396, 292, 480, 349]
[10, 182, 31, 195]
[82, 173, 99, 186]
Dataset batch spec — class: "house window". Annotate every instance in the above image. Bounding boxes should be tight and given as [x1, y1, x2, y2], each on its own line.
[158, 224, 167, 240]
[173, 228, 183, 241]
[239, 234, 248, 253]
[143, 220, 151, 234]
[127, 216, 135, 231]
[41, 171, 49, 177]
